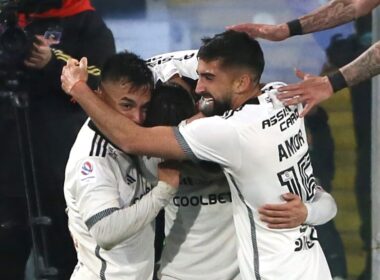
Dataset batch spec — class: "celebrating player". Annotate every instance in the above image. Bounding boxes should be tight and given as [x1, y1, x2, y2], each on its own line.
[63, 51, 179, 280]
[62, 31, 335, 279]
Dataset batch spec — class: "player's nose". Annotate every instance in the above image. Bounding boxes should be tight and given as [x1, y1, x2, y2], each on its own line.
[195, 80, 206, 95]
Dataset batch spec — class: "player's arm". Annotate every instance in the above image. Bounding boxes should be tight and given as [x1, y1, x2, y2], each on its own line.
[227, 0, 378, 41]
[297, 0, 376, 35]
[77, 160, 179, 250]
[259, 186, 337, 229]
[61, 58, 187, 160]
[276, 40, 380, 116]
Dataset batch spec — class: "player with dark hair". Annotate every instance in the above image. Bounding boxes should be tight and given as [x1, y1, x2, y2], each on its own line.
[63, 51, 179, 280]
[62, 31, 337, 279]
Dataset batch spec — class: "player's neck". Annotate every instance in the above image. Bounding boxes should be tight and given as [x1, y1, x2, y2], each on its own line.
[231, 86, 261, 109]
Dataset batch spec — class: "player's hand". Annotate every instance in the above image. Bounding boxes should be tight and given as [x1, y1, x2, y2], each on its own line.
[24, 35, 52, 69]
[157, 161, 180, 189]
[259, 193, 307, 229]
[61, 57, 88, 95]
[276, 69, 334, 117]
[226, 23, 290, 41]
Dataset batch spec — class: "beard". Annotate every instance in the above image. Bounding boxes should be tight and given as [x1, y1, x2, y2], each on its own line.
[198, 94, 230, 117]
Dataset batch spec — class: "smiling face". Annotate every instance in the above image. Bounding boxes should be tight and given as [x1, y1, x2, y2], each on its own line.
[98, 80, 151, 126]
[195, 58, 240, 114]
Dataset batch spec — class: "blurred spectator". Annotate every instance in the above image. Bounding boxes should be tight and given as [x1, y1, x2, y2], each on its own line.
[0, 0, 115, 279]
[325, 15, 372, 280]
[305, 107, 348, 280]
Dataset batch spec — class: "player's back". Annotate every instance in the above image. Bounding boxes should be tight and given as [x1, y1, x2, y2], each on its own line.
[222, 83, 331, 279]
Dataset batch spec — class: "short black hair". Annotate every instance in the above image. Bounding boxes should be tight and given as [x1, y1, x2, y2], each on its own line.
[101, 50, 154, 91]
[145, 83, 196, 127]
[198, 30, 265, 82]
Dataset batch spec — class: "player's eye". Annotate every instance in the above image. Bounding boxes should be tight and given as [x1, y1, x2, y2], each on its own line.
[121, 103, 133, 110]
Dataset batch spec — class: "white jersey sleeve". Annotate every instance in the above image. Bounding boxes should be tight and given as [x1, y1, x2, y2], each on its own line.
[174, 116, 241, 168]
[89, 181, 176, 250]
[305, 186, 337, 225]
[146, 50, 199, 83]
[73, 157, 176, 250]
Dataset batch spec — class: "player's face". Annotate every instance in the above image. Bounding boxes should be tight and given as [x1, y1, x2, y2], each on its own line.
[99, 81, 151, 126]
[195, 59, 235, 115]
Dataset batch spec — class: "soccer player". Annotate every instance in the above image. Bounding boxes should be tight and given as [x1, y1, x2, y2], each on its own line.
[146, 50, 338, 280]
[62, 31, 334, 279]
[63, 51, 179, 280]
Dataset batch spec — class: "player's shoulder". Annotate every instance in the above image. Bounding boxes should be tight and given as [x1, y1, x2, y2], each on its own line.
[261, 81, 287, 94]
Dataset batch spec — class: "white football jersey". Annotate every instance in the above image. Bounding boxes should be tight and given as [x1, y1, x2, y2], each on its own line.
[145, 50, 239, 280]
[140, 157, 239, 280]
[146, 50, 199, 84]
[174, 82, 331, 280]
[64, 119, 155, 280]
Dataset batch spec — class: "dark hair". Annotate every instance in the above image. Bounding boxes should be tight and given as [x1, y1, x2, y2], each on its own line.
[101, 50, 154, 91]
[145, 83, 196, 127]
[198, 30, 265, 82]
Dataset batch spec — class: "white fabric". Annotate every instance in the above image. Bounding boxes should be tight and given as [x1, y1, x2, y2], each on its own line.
[64, 119, 175, 280]
[146, 50, 199, 84]
[140, 157, 240, 280]
[177, 82, 332, 280]
[145, 50, 240, 280]
[305, 186, 337, 225]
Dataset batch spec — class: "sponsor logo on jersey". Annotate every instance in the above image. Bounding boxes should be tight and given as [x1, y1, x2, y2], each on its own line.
[81, 161, 93, 175]
[131, 184, 154, 205]
[173, 192, 232, 207]
[262, 106, 299, 131]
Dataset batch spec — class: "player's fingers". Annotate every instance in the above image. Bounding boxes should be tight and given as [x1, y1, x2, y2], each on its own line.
[67, 58, 79, 67]
[260, 215, 291, 224]
[259, 207, 290, 216]
[277, 88, 304, 101]
[299, 102, 314, 117]
[24, 60, 36, 68]
[226, 23, 252, 31]
[281, 193, 299, 202]
[79, 57, 88, 70]
[282, 95, 304, 106]
[267, 222, 295, 229]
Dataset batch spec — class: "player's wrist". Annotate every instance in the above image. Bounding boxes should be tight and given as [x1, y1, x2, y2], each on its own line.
[327, 70, 348, 93]
[286, 19, 303, 37]
[304, 203, 313, 225]
[69, 79, 87, 96]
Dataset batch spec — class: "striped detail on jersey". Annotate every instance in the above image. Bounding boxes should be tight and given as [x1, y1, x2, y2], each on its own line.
[52, 49, 101, 76]
[126, 175, 136, 184]
[85, 207, 119, 230]
[172, 127, 199, 162]
[95, 246, 107, 280]
[228, 174, 262, 280]
[90, 134, 109, 157]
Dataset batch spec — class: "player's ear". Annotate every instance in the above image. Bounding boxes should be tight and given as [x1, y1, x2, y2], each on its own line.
[233, 73, 250, 94]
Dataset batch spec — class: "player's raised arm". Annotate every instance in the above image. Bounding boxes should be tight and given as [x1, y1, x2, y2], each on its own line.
[276, 40, 380, 116]
[61, 58, 186, 160]
[227, 0, 378, 41]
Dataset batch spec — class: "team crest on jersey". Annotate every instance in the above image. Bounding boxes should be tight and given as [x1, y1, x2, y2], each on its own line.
[81, 161, 93, 175]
